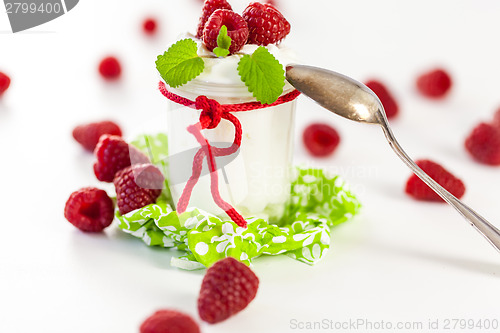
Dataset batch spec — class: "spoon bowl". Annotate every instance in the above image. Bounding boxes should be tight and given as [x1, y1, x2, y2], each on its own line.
[286, 64, 500, 253]
[286, 65, 382, 124]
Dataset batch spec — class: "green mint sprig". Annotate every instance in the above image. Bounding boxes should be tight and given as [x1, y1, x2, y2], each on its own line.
[237, 46, 286, 104]
[155, 39, 205, 88]
[213, 25, 232, 58]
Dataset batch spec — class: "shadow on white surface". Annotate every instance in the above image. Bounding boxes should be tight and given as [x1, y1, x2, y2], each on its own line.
[0, 98, 12, 111]
[372, 241, 500, 278]
[68, 225, 202, 273]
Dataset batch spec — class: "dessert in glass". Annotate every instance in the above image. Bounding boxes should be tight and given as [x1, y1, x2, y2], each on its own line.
[166, 44, 298, 221]
[157, 3, 298, 223]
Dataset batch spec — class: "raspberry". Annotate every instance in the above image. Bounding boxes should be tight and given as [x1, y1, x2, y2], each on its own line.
[416, 68, 452, 98]
[98, 56, 121, 81]
[465, 122, 500, 165]
[365, 80, 399, 119]
[198, 257, 259, 324]
[405, 160, 465, 202]
[242, 2, 290, 46]
[196, 0, 232, 38]
[143, 18, 157, 35]
[64, 187, 114, 232]
[203, 9, 249, 55]
[94, 135, 150, 182]
[303, 123, 340, 157]
[140, 310, 200, 333]
[0, 72, 10, 96]
[114, 164, 164, 215]
[72, 120, 122, 152]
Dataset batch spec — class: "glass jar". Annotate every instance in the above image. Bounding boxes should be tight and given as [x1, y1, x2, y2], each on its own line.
[166, 78, 297, 222]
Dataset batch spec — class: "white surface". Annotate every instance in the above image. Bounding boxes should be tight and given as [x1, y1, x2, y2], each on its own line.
[1, 1, 500, 332]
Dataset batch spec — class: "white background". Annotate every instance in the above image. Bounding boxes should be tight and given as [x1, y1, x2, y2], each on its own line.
[1, 1, 499, 332]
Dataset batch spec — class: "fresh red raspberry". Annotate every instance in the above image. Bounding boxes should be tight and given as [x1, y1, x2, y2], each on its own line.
[98, 56, 121, 81]
[64, 187, 114, 232]
[365, 80, 399, 119]
[198, 257, 259, 324]
[203, 9, 249, 54]
[143, 18, 157, 35]
[303, 123, 340, 157]
[196, 0, 232, 38]
[0, 72, 11, 96]
[140, 310, 200, 333]
[94, 135, 150, 182]
[72, 120, 122, 152]
[114, 163, 164, 215]
[242, 2, 290, 46]
[416, 68, 452, 98]
[405, 159, 465, 202]
[465, 122, 500, 165]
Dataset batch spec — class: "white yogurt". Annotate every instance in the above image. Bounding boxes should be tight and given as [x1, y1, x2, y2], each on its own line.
[197, 42, 300, 85]
[165, 36, 299, 222]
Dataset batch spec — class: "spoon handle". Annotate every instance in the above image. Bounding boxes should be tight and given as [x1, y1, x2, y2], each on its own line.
[378, 115, 500, 252]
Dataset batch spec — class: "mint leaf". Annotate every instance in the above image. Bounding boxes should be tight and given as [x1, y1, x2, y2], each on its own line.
[155, 39, 205, 88]
[213, 48, 230, 58]
[213, 25, 232, 57]
[237, 46, 285, 104]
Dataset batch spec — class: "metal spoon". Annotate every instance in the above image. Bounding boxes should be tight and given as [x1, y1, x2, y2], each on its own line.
[286, 64, 500, 253]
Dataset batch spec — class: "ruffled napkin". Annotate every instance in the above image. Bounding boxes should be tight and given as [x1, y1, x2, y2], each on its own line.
[116, 134, 361, 270]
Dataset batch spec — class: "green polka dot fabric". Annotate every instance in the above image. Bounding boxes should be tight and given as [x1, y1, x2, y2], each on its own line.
[116, 134, 361, 270]
[130, 133, 174, 207]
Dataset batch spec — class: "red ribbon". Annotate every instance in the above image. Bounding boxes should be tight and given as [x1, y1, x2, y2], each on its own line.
[159, 81, 300, 228]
